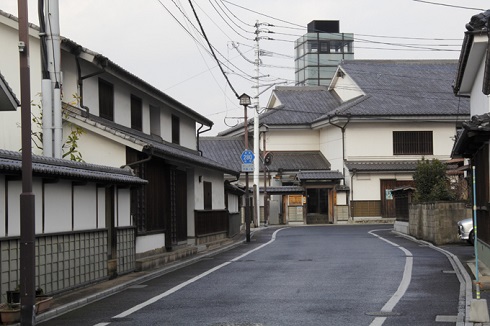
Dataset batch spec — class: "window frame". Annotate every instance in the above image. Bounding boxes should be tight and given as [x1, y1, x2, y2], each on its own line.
[98, 78, 114, 121]
[172, 114, 180, 145]
[131, 94, 143, 131]
[393, 131, 433, 155]
[203, 181, 212, 210]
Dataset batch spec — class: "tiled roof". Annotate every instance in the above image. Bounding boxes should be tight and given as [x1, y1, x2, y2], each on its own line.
[199, 136, 330, 173]
[297, 171, 343, 180]
[261, 186, 304, 194]
[345, 160, 419, 172]
[0, 70, 19, 111]
[0, 149, 147, 185]
[329, 60, 470, 117]
[452, 113, 490, 157]
[65, 108, 239, 177]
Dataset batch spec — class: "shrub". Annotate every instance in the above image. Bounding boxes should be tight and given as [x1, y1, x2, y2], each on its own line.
[413, 158, 454, 202]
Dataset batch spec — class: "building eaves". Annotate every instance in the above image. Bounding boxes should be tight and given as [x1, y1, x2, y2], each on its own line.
[345, 160, 419, 172]
[297, 171, 343, 181]
[66, 109, 239, 177]
[0, 149, 147, 185]
[452, 113, 490, 158]
[0, 70, 19, 111]
[60, 38, 213, 127]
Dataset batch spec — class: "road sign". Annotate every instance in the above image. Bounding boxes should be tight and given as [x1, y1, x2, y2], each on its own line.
[242, 163, 254, 172]
[241, 150, 255, 164]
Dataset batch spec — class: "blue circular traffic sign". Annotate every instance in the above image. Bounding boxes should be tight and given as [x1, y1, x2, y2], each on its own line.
[241, 150, 255, 164]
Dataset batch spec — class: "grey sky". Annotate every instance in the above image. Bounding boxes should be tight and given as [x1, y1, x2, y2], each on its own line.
[1, 0, 488, 134]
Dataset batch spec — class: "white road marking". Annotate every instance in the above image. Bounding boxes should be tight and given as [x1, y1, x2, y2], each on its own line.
[368, 229, 413, 326]
[108, 228, 289, 322]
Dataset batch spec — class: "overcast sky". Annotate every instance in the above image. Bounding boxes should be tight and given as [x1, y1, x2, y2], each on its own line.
[1, 1, 488, 135]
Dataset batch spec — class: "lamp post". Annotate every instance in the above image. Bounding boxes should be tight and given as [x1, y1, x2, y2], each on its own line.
[239, 93, 251, 242]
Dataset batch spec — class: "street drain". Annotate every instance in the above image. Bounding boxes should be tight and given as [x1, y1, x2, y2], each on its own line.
[365, 311, 401, 317]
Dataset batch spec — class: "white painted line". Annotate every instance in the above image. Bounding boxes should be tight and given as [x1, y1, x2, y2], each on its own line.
[109, 228, 289, 322]
[435, 315, 457, 322]
[368, 230, 413, 326]
[93, 323, 111, 326]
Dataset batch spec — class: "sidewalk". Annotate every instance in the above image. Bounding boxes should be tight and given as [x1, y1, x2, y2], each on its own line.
[35, 229, 254, 324]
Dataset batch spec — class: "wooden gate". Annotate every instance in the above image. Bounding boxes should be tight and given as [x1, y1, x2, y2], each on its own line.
[380, 180, 414, 218]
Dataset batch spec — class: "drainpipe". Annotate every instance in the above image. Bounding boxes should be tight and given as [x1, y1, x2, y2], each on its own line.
[75, 55, 106, 116]
[121, 145, 154, 169]
[328, 113, 351, 180]
[196, 123, 212, 155]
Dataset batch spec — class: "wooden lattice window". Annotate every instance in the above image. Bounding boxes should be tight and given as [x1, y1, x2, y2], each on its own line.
[393, 131, 433, 155]
[351, 201, 381, 217]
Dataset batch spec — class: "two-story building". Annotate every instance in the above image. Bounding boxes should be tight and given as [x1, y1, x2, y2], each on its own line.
[452, 9, 490, 266]
[0, 9, 240, 281]
[212, 60, 469, 225]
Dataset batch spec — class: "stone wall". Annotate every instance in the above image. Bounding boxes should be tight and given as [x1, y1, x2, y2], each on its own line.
[409, 202, 471, 245]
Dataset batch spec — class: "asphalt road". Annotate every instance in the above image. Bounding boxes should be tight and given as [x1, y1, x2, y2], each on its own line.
[41, 225, 464, 326]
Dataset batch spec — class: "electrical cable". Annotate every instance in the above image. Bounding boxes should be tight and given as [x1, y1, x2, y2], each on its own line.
[188, 0, 239, 98]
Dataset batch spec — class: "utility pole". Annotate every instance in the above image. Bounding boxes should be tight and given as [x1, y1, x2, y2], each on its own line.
[253, 21, 261, 227]
[18, 0, 36, 324]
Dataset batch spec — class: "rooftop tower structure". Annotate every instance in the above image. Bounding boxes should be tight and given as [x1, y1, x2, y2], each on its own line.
[294, 20, 354, 86]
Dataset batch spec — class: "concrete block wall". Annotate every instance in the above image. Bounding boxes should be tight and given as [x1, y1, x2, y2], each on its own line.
[409, 202, 471, 245]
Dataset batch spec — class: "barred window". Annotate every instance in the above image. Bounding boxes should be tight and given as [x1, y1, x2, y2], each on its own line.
[393, 131, 433, 155]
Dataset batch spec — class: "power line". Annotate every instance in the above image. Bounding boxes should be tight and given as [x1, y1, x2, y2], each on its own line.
[412, 0, 484, 11]
[188, 0, 239, 98]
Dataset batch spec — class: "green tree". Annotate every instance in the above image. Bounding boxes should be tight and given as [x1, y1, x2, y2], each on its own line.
[27, 96, 85, 162]
[413, 158, 454, 202]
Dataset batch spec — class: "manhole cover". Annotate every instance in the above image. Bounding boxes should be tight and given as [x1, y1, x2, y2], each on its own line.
[365, 311, 401, 317]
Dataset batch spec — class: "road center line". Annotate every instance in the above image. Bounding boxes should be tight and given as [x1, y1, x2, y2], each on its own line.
[110, 228, 289, 321]
[368, 230, 413, 326]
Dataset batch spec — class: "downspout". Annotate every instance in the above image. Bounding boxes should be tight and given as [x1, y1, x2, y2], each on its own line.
[75, 55, 106, 116]
[196, 123, 212, 155]
[120, 145, 154, 169]
[328, 113, 351, 180]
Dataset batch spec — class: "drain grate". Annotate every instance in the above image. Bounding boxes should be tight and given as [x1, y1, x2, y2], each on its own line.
[365, 311, 401, 317]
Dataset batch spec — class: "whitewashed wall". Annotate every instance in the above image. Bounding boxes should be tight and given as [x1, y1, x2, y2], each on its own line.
[330, 70, 364, 102]
[319, 127, 343, 172]
[193, 167, 225, 210]
[73, 184, 97, 230]
[116, 188, 131, 227]
[266, 129, 320, 151]
[0, 18, 42, 153]
[470, 62, 490, 116]
[345, 122, 455, 160]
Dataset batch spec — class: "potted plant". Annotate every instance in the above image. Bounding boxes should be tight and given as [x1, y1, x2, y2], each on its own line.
[0, 288, 20, 325]
[34, 287, 53, 315]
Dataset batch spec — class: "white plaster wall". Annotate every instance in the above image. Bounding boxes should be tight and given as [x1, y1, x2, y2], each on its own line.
[6, 180, 21, 236]
[117, 188, 131, 227]
[266, 130, 320, 151]
[70, 128, 127, 167]
[227, 194, 239, 213]
[336, 192, 347, 205]
[193, 168, 225, 210]
[97, 187, 106, 228]
[0, 176, 4, 236]
[331, 71, 364, 102]
[44, 181, 72, 233]
[319, 127, 343, 172]
[470, 62, 490, 116]
[180, 115, 197, 150]
[0, 20, 42, 153]
[352, 174, 381, 201]
[136, 233, 165, 254]
[345, 122, 455, 160]
[187, 170, 195, 238]
[73, 184, 97, 230]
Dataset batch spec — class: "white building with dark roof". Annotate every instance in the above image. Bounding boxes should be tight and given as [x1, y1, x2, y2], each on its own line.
[214, 60, 469, 225]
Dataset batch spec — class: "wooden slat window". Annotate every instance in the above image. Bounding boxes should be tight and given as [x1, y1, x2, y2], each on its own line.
[98, 79, 114, 121]
[172, 115, 180, 145]
[131, 95, 142, 131]
[351, 200, 381, 217]
[204, 181, 212, 210]
[393, 131, 433, 155]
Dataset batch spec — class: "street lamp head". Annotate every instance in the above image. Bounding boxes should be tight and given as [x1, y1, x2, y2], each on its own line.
[239, 93, 251, 106]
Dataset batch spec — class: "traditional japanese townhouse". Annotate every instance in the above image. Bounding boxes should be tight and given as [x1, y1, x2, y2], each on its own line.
[452, 9, 490, 266]
[216, 60, 469, 225]
[0, 10, 240, 268]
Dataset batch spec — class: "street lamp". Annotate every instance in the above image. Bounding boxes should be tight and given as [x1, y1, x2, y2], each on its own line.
[239, 93, 251, 242]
